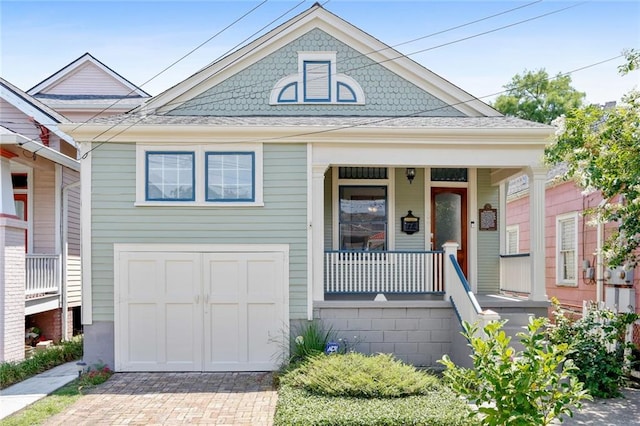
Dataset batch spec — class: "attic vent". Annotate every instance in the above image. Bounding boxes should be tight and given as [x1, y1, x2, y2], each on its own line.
[304, 61, 330, 102]
[339, 167, 388, 179]
[270, 52, 364, 105]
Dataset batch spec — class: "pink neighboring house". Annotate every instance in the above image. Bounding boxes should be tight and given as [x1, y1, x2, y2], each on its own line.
[506, 165, 639, 344]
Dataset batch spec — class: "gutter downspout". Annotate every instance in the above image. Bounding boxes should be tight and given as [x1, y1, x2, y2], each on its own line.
[61, 180, 80, 340]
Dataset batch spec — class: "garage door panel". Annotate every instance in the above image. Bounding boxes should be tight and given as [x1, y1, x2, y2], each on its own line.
[247, 257, 281, 301]
[127, 304, 158, 363]
[208, 304, 241, 364]
[117, 246, 287, 372]
[125, 258, 158, 300]
[206, 258, 241, 299]
[247, 303, 279, 363]
[164, 259, 198, 299]
[165, 303, 199, 364]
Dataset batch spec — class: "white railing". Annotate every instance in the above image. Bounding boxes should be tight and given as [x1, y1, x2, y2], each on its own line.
[25, 254, 61, 297]
[443, 242, 499, 335]
[499, 254, 531, 294]
[324, 250, 444, 294]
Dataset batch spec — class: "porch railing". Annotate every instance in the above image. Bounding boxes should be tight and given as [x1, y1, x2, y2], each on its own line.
[324, 250, 444, 294]
[25, 254, 61, 298]
[499, 253, 531, 294]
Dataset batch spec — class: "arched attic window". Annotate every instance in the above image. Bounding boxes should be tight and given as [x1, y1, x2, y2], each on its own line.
[270, 52, 365, 105]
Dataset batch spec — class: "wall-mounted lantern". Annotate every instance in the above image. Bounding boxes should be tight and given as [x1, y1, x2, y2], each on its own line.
[406, 168, 416, 184]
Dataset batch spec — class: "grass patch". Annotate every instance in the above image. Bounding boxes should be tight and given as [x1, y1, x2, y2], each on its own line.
[275, 353, 474, 425]
[0, 336, 83, 389]
[1, 365, 113, 426]
[0, 380, 82, 426]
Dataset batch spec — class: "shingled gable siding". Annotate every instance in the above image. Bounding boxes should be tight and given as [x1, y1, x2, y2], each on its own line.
[477, 169, 500, 293]
[90, 142, 308, 321]
[169, 28, 464, 117]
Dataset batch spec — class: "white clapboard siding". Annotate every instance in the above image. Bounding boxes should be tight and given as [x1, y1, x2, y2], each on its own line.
[32, 166, 56, 254]
[0, 100, 40, 140]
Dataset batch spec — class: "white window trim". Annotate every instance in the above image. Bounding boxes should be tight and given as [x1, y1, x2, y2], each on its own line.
[331, 167, 395, 251]
[506, 225, 519, 255]
[269, 51, 365, 105]
[556, 212, 578, 286]
[135, 143, 263, 207]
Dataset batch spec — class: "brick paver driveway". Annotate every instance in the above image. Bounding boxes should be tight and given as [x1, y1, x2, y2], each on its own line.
[44, 372, 277, 425]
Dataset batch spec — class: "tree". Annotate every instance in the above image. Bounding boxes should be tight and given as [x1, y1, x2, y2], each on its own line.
[545, 50, 640, 266]
[492, 69, 585, 124]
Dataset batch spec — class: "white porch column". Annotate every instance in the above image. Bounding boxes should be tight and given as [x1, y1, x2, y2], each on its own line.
[311, 164, 328, 307]
[1, 153, 17, 217]
[527, 166, 547, 302]
[498, 181, 507, 254]
[443, 241, 459, 301]
[0, 152, 27, 362]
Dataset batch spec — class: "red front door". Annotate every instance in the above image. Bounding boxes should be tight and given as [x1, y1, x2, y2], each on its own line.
[431, 188, 468, 277]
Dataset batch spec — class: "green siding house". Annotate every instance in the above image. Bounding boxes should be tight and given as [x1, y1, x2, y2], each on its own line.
[63, 4, 552, 371]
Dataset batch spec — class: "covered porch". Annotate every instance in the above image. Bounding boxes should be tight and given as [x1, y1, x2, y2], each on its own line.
[300, 120, 554, 363]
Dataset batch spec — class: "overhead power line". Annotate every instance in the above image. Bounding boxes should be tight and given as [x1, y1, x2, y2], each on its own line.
[78, 53, 624, 160]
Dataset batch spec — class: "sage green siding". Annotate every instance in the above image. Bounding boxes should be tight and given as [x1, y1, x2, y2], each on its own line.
[90, 143, 308, 321]
[170, 29, 463, 117]
[476, 169, 500, 293]
[394, 168, 425, 250]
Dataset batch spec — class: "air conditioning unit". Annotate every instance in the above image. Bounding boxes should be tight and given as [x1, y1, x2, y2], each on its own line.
[604, 264, 635, 286]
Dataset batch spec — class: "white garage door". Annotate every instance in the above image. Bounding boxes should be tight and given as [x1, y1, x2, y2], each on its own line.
[114, 245, 289, 372]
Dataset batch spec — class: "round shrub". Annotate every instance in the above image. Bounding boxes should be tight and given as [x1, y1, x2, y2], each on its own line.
[281, 352, 440, 398]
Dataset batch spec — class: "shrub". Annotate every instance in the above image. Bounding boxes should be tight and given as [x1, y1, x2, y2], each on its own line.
[0, 335, 83, 389]
[281, 352, 440, 398]
[274, 383, 474, 426]
[276, 353, 471, 425]
[439, 318, 590, 426]
[547, 300, 639, 398]
[289, 320, 336, 364]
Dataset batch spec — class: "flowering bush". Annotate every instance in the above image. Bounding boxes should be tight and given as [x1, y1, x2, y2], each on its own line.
[78, 363, 113, 388]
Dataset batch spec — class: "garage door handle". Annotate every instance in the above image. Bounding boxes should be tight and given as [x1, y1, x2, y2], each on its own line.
[195, 295, 200, 304]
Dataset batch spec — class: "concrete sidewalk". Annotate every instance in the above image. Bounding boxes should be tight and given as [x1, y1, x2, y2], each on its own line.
[0, 361, 78, 420]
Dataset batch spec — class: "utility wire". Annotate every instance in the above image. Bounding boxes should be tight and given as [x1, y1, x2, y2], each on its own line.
[66, 0, 270, 134]
[79, 53, 624, 159]
[159, 0, 553, 111]
[84, 0, 310, 147]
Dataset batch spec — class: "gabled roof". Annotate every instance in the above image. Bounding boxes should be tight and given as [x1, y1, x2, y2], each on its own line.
[0, 77, 76, 146]
[138, 3, 499, 117]
[27, 52, 150, 99]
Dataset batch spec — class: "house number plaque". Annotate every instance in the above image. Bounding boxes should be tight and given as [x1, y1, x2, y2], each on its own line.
[479, 203, 497, 231]
[401, 210, 420, 235]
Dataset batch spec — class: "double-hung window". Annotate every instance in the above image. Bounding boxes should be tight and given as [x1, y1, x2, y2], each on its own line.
[556, 213, 578, 285]
[206, 152, 254, 202]
[136, 144, 263, 206]
[146, 152, 195, 201]
[505, 225, 519, 255]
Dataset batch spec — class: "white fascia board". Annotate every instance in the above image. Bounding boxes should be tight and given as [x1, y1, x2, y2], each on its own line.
[60, 122, 553, 146]
[29, 54, 149, 98]
[140, 7, 319, 114]
[4, 135, 80, 171]
[1, 86, 78, 148]
[143, 6, 495, 117]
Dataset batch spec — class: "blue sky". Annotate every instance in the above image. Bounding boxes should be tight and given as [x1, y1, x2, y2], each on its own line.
[1, 1, 639, 105]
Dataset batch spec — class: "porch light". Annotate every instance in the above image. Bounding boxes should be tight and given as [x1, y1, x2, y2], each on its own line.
[406, 168, 416, 184]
